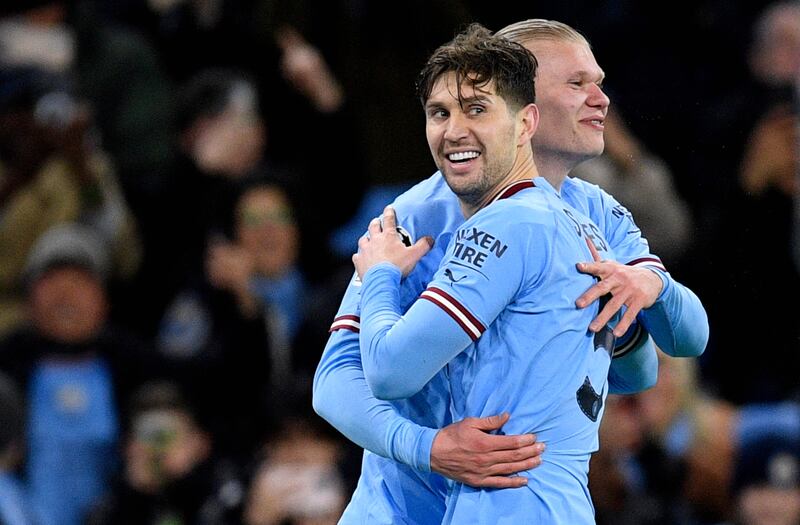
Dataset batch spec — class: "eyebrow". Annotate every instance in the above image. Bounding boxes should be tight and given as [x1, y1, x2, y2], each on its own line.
[572, 69, 606, 82]
[425, 88, 494, 112]
[459, 93, 492, 105]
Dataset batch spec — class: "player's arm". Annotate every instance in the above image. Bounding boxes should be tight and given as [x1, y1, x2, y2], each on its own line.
[355, 206, 528, 400]
[577, 259, 708, 357]
[607, 328, 658, 394]
[315, 228, 543, 487]
[313, 324, 436, 469]
[358, 263, 472, 399]
[636, 269, 708, 357]
[315, 324, 542, 488]
[577, 190, 708, 357]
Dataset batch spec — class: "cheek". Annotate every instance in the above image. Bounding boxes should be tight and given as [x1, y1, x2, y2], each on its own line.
[78, 285, 107, 317]
[426, 126, 442, 153]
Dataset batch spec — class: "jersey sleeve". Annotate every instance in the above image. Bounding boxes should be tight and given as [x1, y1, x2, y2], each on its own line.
[593, 186, 709, 358]
[607, 333, 658, 394]
[312, 258, 437, 471]
[639, 276, 709, 357]
[358, 209, 547, 399]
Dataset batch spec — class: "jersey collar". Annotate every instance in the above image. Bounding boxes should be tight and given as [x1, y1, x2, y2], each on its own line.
[486, 179, 536, 208]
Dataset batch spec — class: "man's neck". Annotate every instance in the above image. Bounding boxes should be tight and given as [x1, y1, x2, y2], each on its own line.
[460, 151, 539, 218]
[533, 153, 574, 192]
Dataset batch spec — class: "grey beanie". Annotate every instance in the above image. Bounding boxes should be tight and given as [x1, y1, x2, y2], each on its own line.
[23, 222, 110, 284]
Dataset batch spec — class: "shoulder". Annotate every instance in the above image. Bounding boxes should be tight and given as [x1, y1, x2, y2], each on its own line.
[564, 175, 629, 219]
[391, 172, 458, 215]
[453, 190, 555, 254]
[564, 175, 607, 205]
[474, 187, 554, 228]
[390, 172, 461, 237]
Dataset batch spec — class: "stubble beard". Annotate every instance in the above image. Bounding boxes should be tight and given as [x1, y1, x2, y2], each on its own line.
[444, 165, 490, 208]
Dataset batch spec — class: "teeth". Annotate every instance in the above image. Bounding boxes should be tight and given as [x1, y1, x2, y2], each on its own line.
[448, 151, 480, 161]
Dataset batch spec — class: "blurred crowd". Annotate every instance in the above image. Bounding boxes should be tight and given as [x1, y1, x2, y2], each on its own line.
[0, 0, 798, 524]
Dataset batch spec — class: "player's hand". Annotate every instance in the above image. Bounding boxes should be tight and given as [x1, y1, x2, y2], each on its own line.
[575, 237, 663, 337]
[430, 413, 544, 489]
[353, 206, 433, 279]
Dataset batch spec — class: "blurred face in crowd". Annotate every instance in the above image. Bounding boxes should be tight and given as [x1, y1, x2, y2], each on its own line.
[736, 485, 800, 525]
[126, 408, 211, 493]
[244, 420, 345, 525]
[187, 107, 265, 178]
[236, 185, 299, 278]
[425, 72, 536, 208]
[523, 38, 609, 169]
[29, 265, 107, 344]
[750, 2, 800, 86]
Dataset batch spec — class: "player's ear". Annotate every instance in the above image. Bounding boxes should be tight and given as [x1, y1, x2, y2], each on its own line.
[517, 103, 538, 146]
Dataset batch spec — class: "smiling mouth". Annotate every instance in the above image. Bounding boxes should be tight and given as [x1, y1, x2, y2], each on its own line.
[447, 151, 481, 163]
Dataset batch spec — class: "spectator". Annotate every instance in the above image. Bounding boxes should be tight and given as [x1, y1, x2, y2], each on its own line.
[89, 381, 245, 525]
[152, 69, 279, 464]
[0, 66, 141, 338]
[0, 222, 155, 525]
[206, 181, 315, 399]
[0, 0, 176, 278]
[0, 371, 42, 525]
[243, 414, 346, 525]
[691, 0, 800, 404]
[720, 434, 800, 525]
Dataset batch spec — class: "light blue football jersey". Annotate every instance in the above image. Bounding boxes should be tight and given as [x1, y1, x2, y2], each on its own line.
[359, 179, 617, 523]
[316, 171, 704, 524]
[324, 174, 461, 524]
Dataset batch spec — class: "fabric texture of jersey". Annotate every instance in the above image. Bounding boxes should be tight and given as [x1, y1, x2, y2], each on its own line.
[315, 171, 707, 524]
[360, 180, 616, 523]
[323, 174, 462, 524]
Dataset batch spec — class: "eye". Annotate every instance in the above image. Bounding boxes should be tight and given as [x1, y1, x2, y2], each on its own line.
[468, 106, 485, 115]
[427, 108, 448, 120]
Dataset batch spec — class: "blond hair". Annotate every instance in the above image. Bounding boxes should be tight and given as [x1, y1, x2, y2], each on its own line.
[495, 19, 590, 48]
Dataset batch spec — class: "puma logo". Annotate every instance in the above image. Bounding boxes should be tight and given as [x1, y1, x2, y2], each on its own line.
[444, 268, 466, 284]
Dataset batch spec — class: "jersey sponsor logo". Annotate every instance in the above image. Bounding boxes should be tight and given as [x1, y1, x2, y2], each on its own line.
[562, 208, 609, 252]
[453, 227, 508, 269]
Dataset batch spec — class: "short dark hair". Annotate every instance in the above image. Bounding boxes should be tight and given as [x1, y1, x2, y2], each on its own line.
[416, 23, 537, 111]
[175, 68, 259, 132]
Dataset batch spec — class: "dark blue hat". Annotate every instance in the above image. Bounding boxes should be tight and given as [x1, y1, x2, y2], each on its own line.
[733, 434, 800, 491]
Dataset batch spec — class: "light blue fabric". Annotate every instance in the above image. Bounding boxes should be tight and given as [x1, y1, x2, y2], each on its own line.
[314, 172, 706, 523]
[0, 471, 43, 525]
[250, 267, 306, 340]
[359, 181, 615, 523]
[27, 358, 119, 525]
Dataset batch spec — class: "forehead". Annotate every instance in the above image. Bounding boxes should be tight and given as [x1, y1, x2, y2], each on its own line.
[523, 39, 603, 82]
[427, 71, 498, 105]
